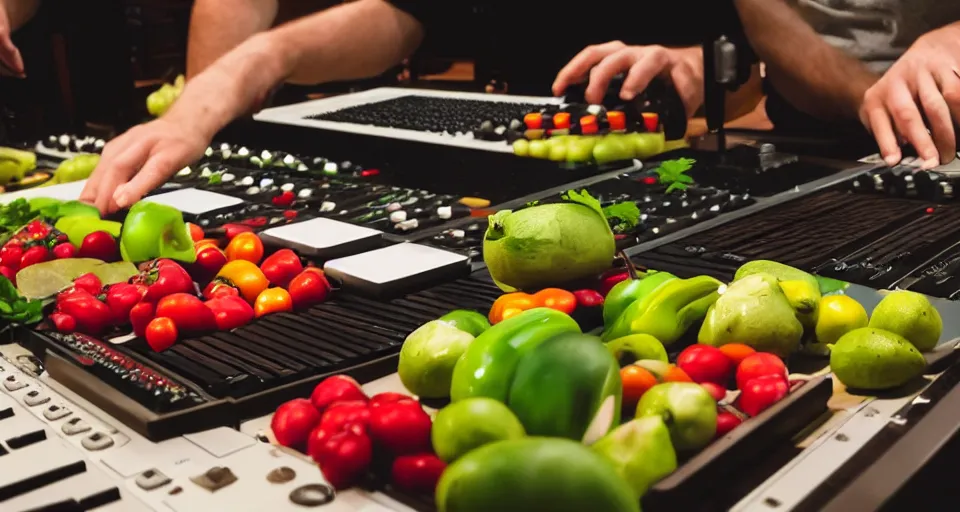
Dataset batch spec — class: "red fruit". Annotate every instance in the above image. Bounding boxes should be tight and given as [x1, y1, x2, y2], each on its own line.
[736, 353, 788, 390]
[155, 293, 217, 333]
[26, 220, 49, 236]
[204, 295, 255, 330]
[0, 244, 23, 268]
[288, 269, 331, 309]
[700, 382, 727, 402]
[260, 249, 303, 288]
[0, 265, 16, 285]
[130, 301, 156, 338]
[319, 401, 371, 432]
[310, 375, 368, 412]
[78, 231, 118, 262]
[369, 392, 413, 408]
[105, 283, 147, 324]
[739, 375, 789, 417]
[599, 271, 629, 296]
[19, 245, 50, 268]
[187, 223, 205, 242]
[145, 317, 178, 352]
[203, 281, 240, 300]
[715, 411, 742, 438]
[193, 246, 228, 283]
[309, 423, 373, 490]
[222, 223, 254, 240]
[678, 345, 733, 385]
[52, 243, 77, 259]
[140, 259, 195, 302]
[572, 289, 604, 308]
[49, 312, 76, 333]
[73, 273, 104, 295]
[272, 398, 322, 449]
[368, 400, 432, 455]
[272, 190, 295, 207]
[56, 289, 113, 334]
[391, 454, 446, 493]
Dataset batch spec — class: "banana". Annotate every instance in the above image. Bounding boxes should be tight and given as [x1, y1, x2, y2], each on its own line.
[0, 147, 37, 186]
[602, 275, 723, 344]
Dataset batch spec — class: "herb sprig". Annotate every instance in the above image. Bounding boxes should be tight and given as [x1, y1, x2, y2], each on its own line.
[655, 158, 697, 194]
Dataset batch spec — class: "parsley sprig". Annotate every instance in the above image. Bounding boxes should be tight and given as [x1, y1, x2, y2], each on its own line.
[655, 158, 696, 194]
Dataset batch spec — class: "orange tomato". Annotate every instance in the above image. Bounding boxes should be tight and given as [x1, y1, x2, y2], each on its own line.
[216, 260, 269, 303]
[225, 232, 265, 264]
[195, 238, 220, 251]
[621, 365, 659, 410]
[187, 223, 205, 242]
[718, 344, 757, 365]
[254, 287, 294, 317]
[488, 293, 537, 324]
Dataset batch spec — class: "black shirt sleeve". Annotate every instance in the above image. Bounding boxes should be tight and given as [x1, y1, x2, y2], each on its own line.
[387, 0, 435, 28]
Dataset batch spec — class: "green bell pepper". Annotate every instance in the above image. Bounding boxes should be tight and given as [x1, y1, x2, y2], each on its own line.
[31, 198, 101, 221]
[602, 272, 677, 327]
[55, 215, 122, 246]
[119, 201, 196, 263]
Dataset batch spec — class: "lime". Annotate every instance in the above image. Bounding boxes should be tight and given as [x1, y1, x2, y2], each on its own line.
[398, 320, 475, 398]
[830, 327, 926, 390]
[431, 398, 525, 462]
[16, 259, 137, 299]
[868, 290, 942, 351]
[815, 295, 869, 345]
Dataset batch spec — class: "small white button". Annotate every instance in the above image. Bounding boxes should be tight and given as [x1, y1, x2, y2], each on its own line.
[23, 390, 50, 407]
[43, 405, 72, 421]
[3, 374, 27, 391]
[62, 417, 92, 435]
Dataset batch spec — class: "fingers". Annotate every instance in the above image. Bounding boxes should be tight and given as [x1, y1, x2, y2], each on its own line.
[114, 147, 187, 209]
[937, 68, 960, 164]
[619, 47, 670, 101]
[667, 60, 703, 117]
[587, 48, 643, 104]
[918, 71, 956, 164]
[0, 36, 24, 76]
[885, 80, 939, 168]
[865, 101, 901, 166]
[81, 131, 139, 207]
[95, 139, 152, 214]
[552, 41, 625, 97]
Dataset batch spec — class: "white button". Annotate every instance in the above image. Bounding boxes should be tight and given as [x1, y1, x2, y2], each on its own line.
[62, 417, 91, 435]
[3, 375, 27, 391]
[43, 405, 71, 421]
[23, 390, 50, 407]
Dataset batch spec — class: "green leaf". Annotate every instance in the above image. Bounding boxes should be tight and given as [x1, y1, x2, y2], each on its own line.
[525, 200, 540, 208]
[665, 182, 687, 194]
[560, 189, 605, 220]
[655, 158, 697, 195]
[0, 276, 43, 325]
[603, 202, 642, 231]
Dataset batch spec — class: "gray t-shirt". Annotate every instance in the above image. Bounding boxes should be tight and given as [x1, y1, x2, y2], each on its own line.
[796, 0, 960, 73]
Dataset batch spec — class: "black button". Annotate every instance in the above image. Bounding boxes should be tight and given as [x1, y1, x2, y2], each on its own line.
[6, 429, 47, 449]
[0, 407, 13, 420]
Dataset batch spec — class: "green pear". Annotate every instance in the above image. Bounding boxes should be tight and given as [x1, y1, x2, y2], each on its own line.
[592, 416, 677, 499]
[698, 273, 804, 357]
[635, 382, 716, 451]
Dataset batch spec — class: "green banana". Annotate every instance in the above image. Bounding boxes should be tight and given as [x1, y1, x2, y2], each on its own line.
[601, 275, 723, 345]
[602, 271, 677, 327]
[450, 307, 581, 402]
[0, 147, 37, 185]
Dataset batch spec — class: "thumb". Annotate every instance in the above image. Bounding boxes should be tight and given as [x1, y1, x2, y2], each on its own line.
[113, 152, 182, 209]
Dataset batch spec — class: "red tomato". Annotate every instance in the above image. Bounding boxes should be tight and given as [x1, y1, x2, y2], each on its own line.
[78, 231, 118, 262]
[700, 382, 727, 402]
[369, 392, 413, 408]
[0, 265, 16, 285]
[715, 411, 742, 438]
[272, 398, 322, 449]
[319, 401, 371, 432]
[130, 301, 156, 338]
[310, 375, 368, 412]
[19, 245, 50, 268]
[368, 400, 432, 455]
[155, 293, 217, 333]
[73, 272, 103, 295]
[145, 317, 178, 352]
[0, 244, 23, 268]
[391, 454, 446, 493]
[738, 375, 789, 417]
[187, 223, 205, 242]
[260, 249, 303, 288]
[677, 344, 733, 385]
[52, 243, 77, 259]
[736, 353, 788, 389]
[288, 269, 331, 309]
[49, 312, 76, 333]
[310, 423, 372, 490]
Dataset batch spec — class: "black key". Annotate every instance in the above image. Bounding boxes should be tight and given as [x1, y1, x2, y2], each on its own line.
[0, 460, 86, 501]
[6, 430, 47, 449]
[0, 407, 13, 420]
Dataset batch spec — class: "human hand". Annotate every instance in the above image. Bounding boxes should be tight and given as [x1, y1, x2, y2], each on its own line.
[552, 41, 703, 117]
[859, 24, 960, 168]
[0, 6, 25, 77]
[80, 116, 210, 214]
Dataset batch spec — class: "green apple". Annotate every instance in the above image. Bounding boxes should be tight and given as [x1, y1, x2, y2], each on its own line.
[398, 320, 475, 398]
[528, 140, 549, 159]
[432, 397, 526, 462]
[635, 382, 717, 451]
[513, 139, 530, 157]
[566, 139, 595, 163]
[548, 141, 568, 162]
[627, 132, 666, 160]
[592, 416, 678, 499]
[593, 135, 634, 164]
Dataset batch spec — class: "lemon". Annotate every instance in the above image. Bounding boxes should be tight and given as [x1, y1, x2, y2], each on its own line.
[868, 290, 942, 352]
[815, 295, 869, 345]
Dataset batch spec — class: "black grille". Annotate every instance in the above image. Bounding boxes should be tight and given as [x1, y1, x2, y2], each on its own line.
[307, 96, 548, 135]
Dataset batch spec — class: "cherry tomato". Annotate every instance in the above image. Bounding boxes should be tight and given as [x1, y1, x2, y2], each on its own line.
[273, 398, 322, 449]
[215, 260, 269, 303]
[677, 344, 733, 385]
[718, 343, 757, 365]
[145, 317, 178, 352]
[254, 287, 293, 317]
[700, 382, 727, 402]
[736, 353, 788, 390]
[738, 375, 789, 417]
[621, 365, 659, 410]
[311, 375, 368, 412]
[288, 269, 331, 309]
[391, 454, 446, 493]
[715, 411, 742, 438]
[225, 232, 264, 264]
[187, 223, 205, 242]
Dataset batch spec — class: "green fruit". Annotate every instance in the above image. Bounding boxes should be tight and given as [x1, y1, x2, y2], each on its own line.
[54, 154, 100, 184]
[0, 147, 37, 185]
[507, 333, 621, 443]
[439, 310, 491, 337]
[699, 273, 804, 357]
[451, 308, 581, 402]
[432, 398, 525, 462]
[16, 259, 138, 300]
[119, 201, 196, 263]
[606, 334, 669, 364]
[603, 272, 677, 327]
[436, 438, 640, 512]
[55, 216, 122, 246]
[548, 142, 567, 162]
[398, 320, 475, 398]
[635, 382, 717, 451]
[512, 139, 530, 157]
[735, 260, 821, 329]
[483, 198, 616, 292]
[592, 417, 677, 498]
[867, 290, 943, 352]
[602, 275, 722, 345]
[626, 132, 666, 160]
[528, 140, 549, 159]
[593, 136, 634, 164]
[566, 139, 595, 163]
[830, 327, 927, 390]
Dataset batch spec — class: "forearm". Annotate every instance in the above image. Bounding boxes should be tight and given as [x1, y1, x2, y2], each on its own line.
[734, 0, 877, 120]
[3, 0, 40, 31]
[186, 0, 278, 79]
[268, 0, 423, 85]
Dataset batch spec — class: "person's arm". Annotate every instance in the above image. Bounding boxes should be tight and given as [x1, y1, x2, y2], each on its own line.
[0, 0, 40, 76]
[734, 0, 877, 120]
[186, 0, 278, 79]
[4, 0, 38, 30]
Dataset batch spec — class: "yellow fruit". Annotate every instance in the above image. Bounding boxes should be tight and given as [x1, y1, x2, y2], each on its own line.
[815, 295, 869, 346]
[868, 290, 942, 352]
